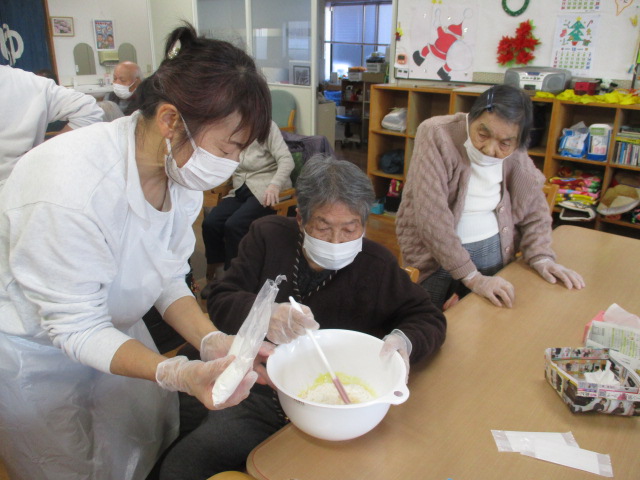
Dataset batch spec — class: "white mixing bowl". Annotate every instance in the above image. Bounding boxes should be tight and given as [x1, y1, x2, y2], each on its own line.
[266, 329, 410, 441]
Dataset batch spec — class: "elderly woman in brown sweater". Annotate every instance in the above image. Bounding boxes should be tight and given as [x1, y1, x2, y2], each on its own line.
[396, 84, 584, 309]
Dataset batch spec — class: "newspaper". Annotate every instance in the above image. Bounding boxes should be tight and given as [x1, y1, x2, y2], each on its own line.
[585, 320, 640, 360]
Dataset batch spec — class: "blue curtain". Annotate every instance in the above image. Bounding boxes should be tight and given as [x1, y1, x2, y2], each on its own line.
[0, 0, 53, 72]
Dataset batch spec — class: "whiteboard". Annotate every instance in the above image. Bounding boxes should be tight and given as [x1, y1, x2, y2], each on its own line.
[394, 0, 640, 82]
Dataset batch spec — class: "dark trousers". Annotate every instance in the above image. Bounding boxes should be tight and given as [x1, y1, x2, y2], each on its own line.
[202, 184, 274, 269]
[157, 384, 288, 480]
[421, 233, 504, 309]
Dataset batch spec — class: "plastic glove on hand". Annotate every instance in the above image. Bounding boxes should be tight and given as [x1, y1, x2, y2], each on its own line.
[156, 355, 258, 410]
[267, 302, 319, 344]
[263, 184, 280, 207]
[380, 329, 412, 383]
[200, 331, 276, 386]
[531, 259, 586, 290]
[462, 271, 515, 308]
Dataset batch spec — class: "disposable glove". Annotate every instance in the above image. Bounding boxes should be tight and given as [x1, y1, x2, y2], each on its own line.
[380, 329, 412, 383]
[263, 183, 281, 207]
[462, 271, 515, 308]
[156, 355, 257, 410]
[531, 258, 585, 290]
[200, 331, 276, 386]
[267, 302, 319, 344]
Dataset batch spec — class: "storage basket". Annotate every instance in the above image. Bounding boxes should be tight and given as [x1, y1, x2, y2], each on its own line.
[544, 347, 640, 416]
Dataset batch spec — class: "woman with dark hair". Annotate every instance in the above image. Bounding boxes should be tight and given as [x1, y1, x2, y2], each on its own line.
[396, 84, 584, 309]
[0, 24, 273, 480]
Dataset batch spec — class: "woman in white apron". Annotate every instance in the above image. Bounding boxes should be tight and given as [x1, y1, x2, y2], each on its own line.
[0, 24, 273, 480]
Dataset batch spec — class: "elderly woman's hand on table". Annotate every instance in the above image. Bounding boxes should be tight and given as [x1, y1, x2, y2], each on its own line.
[531, 259, 585, 290]
[462, 271, 515, 308]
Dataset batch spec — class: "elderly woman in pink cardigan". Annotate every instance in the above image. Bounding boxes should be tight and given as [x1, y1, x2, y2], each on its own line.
[396, 84, 584, 309]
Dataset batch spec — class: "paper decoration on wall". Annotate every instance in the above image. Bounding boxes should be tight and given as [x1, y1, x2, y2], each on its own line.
[496, 20, 540, 66]
[615, 0, 634, 15]
[502, 0, 531, 17]
[560, 0, 601, 11]
[551, 14, 600, 75]
[410, 6, 475, 81]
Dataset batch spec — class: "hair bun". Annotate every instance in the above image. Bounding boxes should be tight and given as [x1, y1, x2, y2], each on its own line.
[164, 23, 198, 60]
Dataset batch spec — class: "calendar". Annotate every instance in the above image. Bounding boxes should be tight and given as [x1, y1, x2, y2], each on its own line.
[561, 0, 602, 11]
[552, 14, 600, 75]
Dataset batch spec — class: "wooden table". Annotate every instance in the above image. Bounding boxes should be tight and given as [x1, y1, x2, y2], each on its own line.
[247, 226, 640, 480]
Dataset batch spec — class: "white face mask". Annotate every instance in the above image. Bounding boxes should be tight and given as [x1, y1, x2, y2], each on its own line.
[113, 82, 135, 100]
[303, 231, 363, 270]
[165, 117, 239, 191]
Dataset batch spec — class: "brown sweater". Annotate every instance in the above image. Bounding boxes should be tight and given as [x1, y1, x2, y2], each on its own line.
[207, 216, 446, 364]
[396, 113, 555, 283]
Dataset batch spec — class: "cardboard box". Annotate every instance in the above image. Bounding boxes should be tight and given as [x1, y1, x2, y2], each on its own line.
[347, 71, 386, 83]
[366, 62, 387, 73]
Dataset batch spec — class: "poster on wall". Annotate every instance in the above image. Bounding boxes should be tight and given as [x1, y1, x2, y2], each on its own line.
[394, 0, 478, 82]
[551, 14, 601, 75]
[0, 0, 54, 71]
[93, 19, 115, 51]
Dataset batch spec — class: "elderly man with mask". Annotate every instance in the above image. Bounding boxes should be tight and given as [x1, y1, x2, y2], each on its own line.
[158, 155, 447, 480]
[107, 60, 143, 115]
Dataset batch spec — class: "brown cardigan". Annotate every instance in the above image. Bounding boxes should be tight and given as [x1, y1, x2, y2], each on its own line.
[396, 113, 555, 283]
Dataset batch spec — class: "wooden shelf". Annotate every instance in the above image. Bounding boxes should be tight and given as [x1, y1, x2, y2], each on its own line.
[599, 217, 640, 229]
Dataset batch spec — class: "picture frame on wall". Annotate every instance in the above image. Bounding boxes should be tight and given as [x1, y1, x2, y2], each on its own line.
[289, 61, 311, 86]
[93, 19, 115, 50]
[50, 17, 74, 37]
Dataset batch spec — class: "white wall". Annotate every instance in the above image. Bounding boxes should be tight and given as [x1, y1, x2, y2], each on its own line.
[48, 0, 153, 86]
[147, 0, 196, 70]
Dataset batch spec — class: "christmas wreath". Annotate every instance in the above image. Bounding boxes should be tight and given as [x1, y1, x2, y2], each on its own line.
[497, 20, 540, 66]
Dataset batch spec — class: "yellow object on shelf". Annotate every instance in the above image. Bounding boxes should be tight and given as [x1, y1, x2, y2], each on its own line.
[535, 89, 640, 105]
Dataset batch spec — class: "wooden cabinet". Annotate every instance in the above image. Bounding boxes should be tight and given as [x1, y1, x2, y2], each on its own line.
[367, 84, 640, 234]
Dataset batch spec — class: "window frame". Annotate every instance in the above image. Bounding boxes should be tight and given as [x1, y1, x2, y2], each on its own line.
[324, 1, 392, 80]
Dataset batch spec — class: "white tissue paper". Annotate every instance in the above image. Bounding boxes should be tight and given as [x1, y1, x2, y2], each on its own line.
[603, 303, 640, 330]
[212, 275, 285, 406]
[493, 430, 613, 477]
[521, 440, 613, 477]
[491, 430, 578, 453]
[583, 361, 621, 386]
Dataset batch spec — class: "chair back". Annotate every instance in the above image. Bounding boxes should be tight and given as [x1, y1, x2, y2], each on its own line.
[542, 183, 559, 214]
[271, 90, 296, 132]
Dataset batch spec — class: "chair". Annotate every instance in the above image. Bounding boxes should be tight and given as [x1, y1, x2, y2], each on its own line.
[542, 183, 559, 214]
[403, 266, 419, 283]
[271, 90, 296, 133]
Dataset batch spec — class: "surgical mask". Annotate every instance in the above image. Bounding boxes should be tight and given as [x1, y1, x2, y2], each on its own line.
[112, 82, 135, 100]
[303, 231, 363, 270]
[164, 117, 239, 191]
[464, 114, 510, 167]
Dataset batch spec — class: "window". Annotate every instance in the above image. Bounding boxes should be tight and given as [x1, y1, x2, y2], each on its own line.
[324, 1, 392, 80]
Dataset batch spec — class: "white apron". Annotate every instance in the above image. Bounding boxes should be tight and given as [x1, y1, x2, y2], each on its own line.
[0, 117, 197, 480]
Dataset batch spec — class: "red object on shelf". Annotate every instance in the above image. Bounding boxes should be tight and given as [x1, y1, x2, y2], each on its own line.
[574, 81, 599, 95]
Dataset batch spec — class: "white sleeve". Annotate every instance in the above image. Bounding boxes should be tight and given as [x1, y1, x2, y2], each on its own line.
[6, 203, 130, 373]
[42, 78, 104, 128]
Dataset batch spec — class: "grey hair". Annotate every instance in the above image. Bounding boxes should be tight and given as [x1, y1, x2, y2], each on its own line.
[97, 100, 124, 122]
[296, 154, 375, 225]
[468, 84, 533, 149]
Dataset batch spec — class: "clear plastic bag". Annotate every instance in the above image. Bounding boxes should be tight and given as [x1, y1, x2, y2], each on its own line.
[212, 275, 285, 406]
[381, 107, 407, 132]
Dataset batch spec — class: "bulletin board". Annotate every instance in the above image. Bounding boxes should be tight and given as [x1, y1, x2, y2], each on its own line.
[394, 0, 640, 82]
